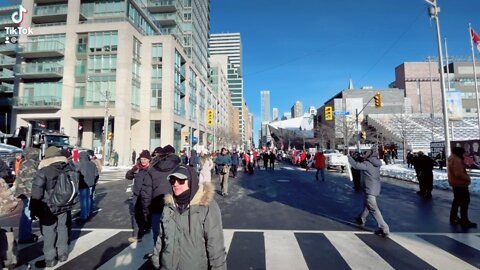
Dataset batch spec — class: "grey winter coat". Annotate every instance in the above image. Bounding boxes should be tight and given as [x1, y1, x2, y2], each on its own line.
[77, 151, 99, 188]
[348, 156, 382, 196]
[152, 182, 227, 270]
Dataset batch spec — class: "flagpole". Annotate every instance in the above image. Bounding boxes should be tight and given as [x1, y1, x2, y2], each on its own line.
[469, 23, 480, 138]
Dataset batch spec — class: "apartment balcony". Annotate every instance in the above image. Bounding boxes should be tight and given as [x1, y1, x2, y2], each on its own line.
[153, 12, 183, 27]
[175, 82, 186, 97]
[32, 4, 68, 24]
[13, 96, 61, 110]
[0, 83, 13, 93]
[0, 69, 15, 81]
[147, 0, 183, 13]
[0, 55, 16, 68]
[34, 0, 68, 4]
[15, 63, 63, 79]
[0, 15, 15, 27]
[0, 43, 18, 56]
[19, 40, 65, 58]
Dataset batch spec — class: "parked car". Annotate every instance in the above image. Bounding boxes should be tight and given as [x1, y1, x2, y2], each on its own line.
[0, 143, 23, 185]
[323, 149, 348, 172]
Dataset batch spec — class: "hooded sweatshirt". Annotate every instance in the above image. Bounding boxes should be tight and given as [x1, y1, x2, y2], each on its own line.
[77, 151, 99, 188]
[348, 149, 383, 196]
[141, 153, 180, 216]
[152, 166, 226, 270]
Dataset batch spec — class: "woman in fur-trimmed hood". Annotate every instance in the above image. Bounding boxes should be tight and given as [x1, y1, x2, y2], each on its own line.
[151, 165, 226, 270]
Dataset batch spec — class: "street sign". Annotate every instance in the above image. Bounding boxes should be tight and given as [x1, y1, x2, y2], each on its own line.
[207, 134, 214, 142]
[333, 111, 350, 116]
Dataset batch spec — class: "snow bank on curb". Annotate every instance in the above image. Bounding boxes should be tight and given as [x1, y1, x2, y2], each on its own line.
[380, 164, 480, 193]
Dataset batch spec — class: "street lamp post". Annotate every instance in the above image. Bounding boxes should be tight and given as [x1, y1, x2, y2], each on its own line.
[426, 0, 451, 158]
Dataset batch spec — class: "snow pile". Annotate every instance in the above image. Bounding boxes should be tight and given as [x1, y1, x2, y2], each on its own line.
[380, 163, 480, 193]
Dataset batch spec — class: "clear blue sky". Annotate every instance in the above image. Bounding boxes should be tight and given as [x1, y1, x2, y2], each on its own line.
[210, 0, 480, 142]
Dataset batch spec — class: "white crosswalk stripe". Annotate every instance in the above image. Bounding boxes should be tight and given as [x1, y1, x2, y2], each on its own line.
[12, 229, 480, 269]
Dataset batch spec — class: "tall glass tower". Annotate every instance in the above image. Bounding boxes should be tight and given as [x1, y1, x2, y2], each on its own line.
[261, 90, 271, 122]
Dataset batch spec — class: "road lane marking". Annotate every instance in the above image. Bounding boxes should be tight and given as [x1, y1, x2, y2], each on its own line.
[264, 230, 308, 270]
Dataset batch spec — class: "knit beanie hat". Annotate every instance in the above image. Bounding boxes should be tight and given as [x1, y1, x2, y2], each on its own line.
[44, 146, 62, 159]
[161, 145, 176, 155]
[60, 149, 71, 158]
[139, 150, 151, 160]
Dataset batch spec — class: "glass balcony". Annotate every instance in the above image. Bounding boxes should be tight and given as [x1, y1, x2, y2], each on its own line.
[76, 43, 87, 55]
[0, 15, 15, 27]
[0, 43, 18, 55]
[0, 55, 16, 67]
[0, 83, 13, 93]
[13, 96, 62, 110]
[147, 0, 183, 13]
[175, 82, 186, 96]
[16, 63, 64, 79]
[19, 40, 65, 58]
[32, 4, 67, 24]
[0, 68, 14, 80]
[153, 11, 183, 27]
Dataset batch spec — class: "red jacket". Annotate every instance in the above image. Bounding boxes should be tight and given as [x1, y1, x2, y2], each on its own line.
[314, 152, 326, 169]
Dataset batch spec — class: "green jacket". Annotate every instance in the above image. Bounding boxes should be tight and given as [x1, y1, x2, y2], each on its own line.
[152, 182, 227, 270]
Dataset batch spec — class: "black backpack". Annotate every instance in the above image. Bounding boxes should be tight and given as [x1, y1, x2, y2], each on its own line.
[50, 170, 79, 207]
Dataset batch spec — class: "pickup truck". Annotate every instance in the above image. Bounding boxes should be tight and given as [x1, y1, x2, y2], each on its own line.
[0, 143, 22, 185]
[323, 149, 348, 172]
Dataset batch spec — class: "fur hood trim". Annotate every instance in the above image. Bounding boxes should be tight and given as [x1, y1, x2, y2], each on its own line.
[164, 182, 214, 206]
[38, 156, 68, 169]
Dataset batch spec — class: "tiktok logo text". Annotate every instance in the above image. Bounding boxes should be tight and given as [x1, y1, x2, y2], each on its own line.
[11, 5, 27, 24]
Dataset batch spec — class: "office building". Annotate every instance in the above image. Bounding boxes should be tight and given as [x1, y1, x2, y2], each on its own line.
[260, 90, 270, 122]
[291, 101, 303, 118]
[1, 0, 216, 165]
[209, 32, 247, 147]
[272, 107, 278, 121]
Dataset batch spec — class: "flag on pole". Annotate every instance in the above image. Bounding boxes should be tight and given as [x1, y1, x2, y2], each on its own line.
[471, 27, 480, 53]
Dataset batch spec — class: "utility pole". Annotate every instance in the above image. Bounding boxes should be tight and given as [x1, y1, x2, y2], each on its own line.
[426, 0, 451, 157]
[102, 90, 110, 165]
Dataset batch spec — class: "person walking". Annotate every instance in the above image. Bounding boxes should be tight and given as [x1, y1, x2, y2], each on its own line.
[151, 165, 227, 269]
[113, 150, 119, 167]
[142, 145, 180, 246]
[263, 151, 269, 170]
[313, 150, 326, 181]
[215, 148, 232, 196]
[415, 151, 435, 198]
[125, 150, 151, 243]
[448, 147, 477, 228]
[76, 151, 99, 223]
[269, 151, 276, 170]
[87, 150, 102, 213]
[189, 150, 200, 173]
[132, 149, 137, 165]
[30, 146, 78, 268]
[231, 150, 240, 178]
[199, 151, 213, 184]
[349, 147, 390, 237]
[13, 148, 40, 244]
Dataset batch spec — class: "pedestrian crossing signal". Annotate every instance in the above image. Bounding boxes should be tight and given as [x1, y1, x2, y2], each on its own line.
[325, 106, 333, 121]
[361, 131, 366, 140]
[374, 93, 382, 108]
[207, 109, 215, 126]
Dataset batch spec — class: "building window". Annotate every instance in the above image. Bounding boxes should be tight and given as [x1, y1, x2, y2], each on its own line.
[88, 31, 118, 53]
[150, 120, 161, 150]
[151, 83, 162, 110]
[152, 44, 163, 62]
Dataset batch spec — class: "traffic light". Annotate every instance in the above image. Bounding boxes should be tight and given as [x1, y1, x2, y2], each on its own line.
[108, 132, 113, 140]
[207, 109, 215, 126]
[361, 131, 366, 140]
[374, 92, 382, 108]
[325, 106, 333, 121]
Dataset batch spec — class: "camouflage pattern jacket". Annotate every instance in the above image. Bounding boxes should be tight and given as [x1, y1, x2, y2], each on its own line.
[13, 148, 40, 198]
[0, 178, 19, 216]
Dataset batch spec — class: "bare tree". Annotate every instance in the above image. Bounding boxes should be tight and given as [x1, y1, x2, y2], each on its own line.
[335, 115, 357, 154]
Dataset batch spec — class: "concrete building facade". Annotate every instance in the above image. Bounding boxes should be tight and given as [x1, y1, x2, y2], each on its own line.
[2, 0, 220, 165]
[291, 100, 303, 118]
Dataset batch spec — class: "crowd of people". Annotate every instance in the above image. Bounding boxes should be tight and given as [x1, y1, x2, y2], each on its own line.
[1, 141, 478, 269]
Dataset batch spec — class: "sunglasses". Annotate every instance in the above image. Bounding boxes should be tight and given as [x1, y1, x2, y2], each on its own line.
[169, 178, 187, 185]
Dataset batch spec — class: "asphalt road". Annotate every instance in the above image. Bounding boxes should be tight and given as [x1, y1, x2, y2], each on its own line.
[1, 162, 479, 269]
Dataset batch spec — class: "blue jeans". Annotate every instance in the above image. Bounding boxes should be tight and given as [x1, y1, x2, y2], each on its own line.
[79, 187, 91, 220]
[316, 169, 325, 181]
[18, 197, 32, 241]
[90, 185, 96, 214]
